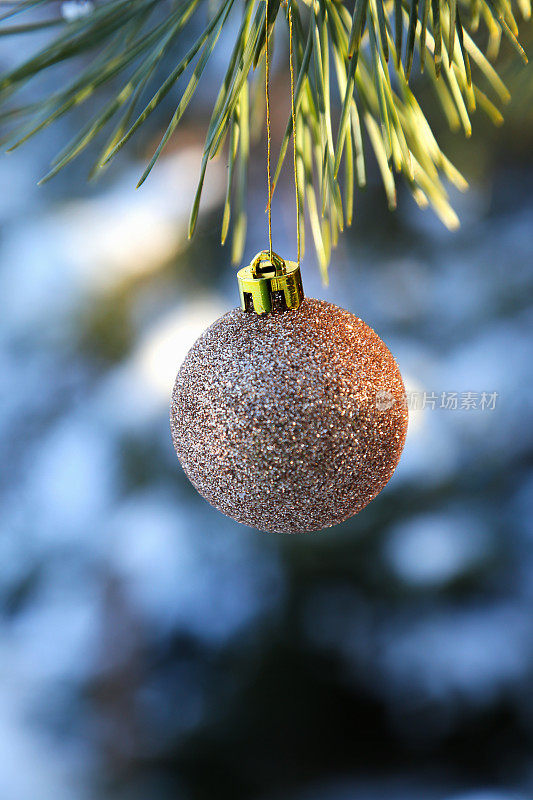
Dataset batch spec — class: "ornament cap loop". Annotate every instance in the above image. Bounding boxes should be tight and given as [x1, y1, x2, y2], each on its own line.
[238, 251, 304, 315]
[250, 250, 286, 278]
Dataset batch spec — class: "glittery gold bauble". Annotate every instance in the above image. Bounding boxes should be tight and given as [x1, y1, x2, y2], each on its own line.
[170, 298, 408, 533]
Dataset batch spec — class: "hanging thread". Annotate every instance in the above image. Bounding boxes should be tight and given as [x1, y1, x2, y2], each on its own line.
[288, 2, 300, 267]
[265, 0, 273, 260]
[264, 0, 300, 267]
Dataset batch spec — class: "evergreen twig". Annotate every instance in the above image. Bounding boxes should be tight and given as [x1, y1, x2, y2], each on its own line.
[0, 0, 529, 272]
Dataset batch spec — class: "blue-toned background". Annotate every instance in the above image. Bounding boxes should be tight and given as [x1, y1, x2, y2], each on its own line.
[1, 16, 533, 800]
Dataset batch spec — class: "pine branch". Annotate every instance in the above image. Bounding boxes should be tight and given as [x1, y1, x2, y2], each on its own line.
[0, 0, 530, 273]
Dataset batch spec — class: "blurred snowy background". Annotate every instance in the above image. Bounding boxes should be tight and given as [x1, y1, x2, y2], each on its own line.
[1, 10, 533, 800]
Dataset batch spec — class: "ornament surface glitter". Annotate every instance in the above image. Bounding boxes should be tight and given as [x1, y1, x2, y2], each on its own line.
[170, 299, 408, 533]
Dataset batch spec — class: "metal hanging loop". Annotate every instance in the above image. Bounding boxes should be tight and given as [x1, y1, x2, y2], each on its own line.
[238, 250, 304, 314]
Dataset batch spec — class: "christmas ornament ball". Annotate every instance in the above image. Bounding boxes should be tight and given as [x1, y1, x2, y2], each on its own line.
[170, 298, 408, 533]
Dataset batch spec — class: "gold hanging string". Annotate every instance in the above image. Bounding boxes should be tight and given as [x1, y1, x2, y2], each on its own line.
[265, 0, 273, 260]
[288, 1, 300, 267]
[264, 0, 300, 267]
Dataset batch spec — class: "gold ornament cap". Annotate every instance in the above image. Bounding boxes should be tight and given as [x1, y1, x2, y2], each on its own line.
[237, 250, 304, 314]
